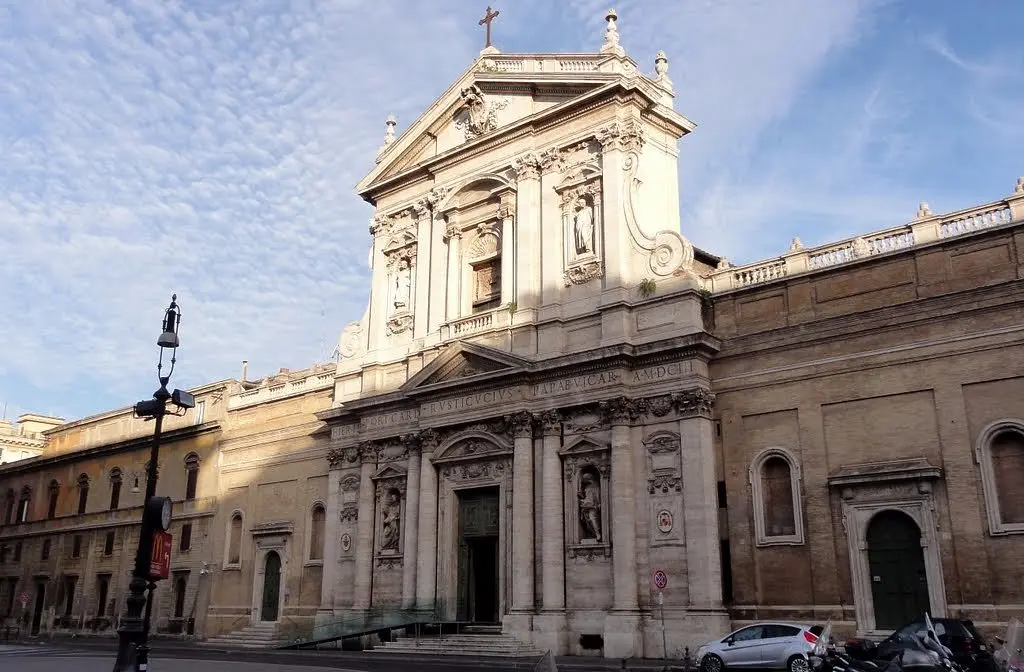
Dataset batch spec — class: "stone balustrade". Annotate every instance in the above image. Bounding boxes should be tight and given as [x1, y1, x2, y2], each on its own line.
[709, 184, 1023, 294]
[229, 370, 334, 410]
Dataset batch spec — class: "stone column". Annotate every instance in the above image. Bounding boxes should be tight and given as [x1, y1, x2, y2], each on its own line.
[534, 410, 568, 654]
[367, 215, 391, 350]
[443, 218, 462, 324]
[678, 390, 725, 611]
[498, 195, 516, 308]
[415, 430, 440, 612]
[401, 436, 422, 610]
[412, 201, 432, 338]
[603, 397, 641, 659]
[318, 447, 346, 617]
[351, 443, 378, 612]
[512, 154, 541, 310]
[504, 411, 535, 637]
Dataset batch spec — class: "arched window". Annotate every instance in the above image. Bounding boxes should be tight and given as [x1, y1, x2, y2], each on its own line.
[172, 574, 188, 618]
[47, 481, 60, 519]
[184, 453, 200, 501]
[109, 468, 123, 510]
[2, 489, 13, 526]
[308, 503, 326, 562]
[225, 511, 243, 567]
[749, 447, 805, 546]
[77, 474, 90, 514]
[977, 420, 1024, 535]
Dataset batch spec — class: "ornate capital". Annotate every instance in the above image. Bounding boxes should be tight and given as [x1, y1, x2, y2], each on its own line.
[326, 447, 346, 470]
[601, 396, 644, 425]
[443, 220, 462, 242]
[370, 214, 392, 236]
[400, 433, 421, 456]
[673, 388, 715, 417]
[538, 147, 564, 174]
[358, 441, 379, 464]
[505, 411, 535, 439]
[419, 428, 442, 452]
[538, 410, 562, 436]
[597, 119, 645, 153]
[427, 186, 448, 207]
[411, 199, 431, 221]
[511, 152, 541, 181]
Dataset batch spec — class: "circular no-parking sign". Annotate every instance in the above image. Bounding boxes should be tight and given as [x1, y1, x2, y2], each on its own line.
[652, 569, 668, 590]
[19, 591, 29, 606]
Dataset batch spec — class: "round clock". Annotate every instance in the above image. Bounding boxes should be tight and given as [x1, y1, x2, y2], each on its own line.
[146, 496, 173, 531]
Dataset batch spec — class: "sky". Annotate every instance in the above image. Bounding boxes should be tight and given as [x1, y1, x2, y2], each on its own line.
[1, 0, 1022, 422]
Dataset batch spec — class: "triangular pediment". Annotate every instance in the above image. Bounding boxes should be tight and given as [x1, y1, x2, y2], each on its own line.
[560, 436, 609, 456]
[371, 464, 407, 481]
[358, 53, 671, 199]
[401, 341, 530, 392]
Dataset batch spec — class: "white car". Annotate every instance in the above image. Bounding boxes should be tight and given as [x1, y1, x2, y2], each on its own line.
[696, 623, 824, 672]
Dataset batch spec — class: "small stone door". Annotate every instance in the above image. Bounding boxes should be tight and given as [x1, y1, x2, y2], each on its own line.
[260, 551, 282, 622]
[867, 511, 930, 630]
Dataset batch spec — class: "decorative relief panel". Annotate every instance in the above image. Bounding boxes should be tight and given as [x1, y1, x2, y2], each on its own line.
[454, 84, 509, 140]
[645, 431, 685, 547]
[561, 437, 612, 560]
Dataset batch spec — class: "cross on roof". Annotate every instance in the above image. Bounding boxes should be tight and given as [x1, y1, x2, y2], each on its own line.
[479, 6, 500, 48]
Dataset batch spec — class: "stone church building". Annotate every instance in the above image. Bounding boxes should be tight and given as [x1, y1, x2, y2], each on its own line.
[2, 9, 1023, 661]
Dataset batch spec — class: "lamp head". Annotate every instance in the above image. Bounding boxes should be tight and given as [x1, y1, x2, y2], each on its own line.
[157, 294, 180, 349]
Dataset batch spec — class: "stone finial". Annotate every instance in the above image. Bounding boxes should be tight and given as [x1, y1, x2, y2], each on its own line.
[376, 114, 398, 162]
[1015, 176, 1024, 194]
[916, 202, 932, 219]
[600, 9, 625, 57]
[789, 237, 804, 251]
[654, 50, 673, 92]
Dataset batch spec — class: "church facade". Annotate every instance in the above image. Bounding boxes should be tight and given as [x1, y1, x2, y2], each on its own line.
[2, 10, 1023, 662]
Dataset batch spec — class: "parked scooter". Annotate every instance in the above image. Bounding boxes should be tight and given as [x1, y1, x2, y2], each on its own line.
[811, 615, 961, 672]
[993, 618, 1023, 672]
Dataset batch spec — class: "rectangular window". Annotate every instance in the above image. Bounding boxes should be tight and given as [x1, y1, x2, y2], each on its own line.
[717, 480, 728, 509]
[194, 400, 206, 425]
[41, 539, 51, 560]
[13, 541, 22, 562]
[179, 523, 192, 552]
[3, 498, 13, 526]
[109, 481, 121, 510]
[4, 578, 16, 617]
[185, 469, 198, 501]
[63, 576, 77, 617]
[17, 498, 29, 523]
[103, 531, 115, 556]
[72, 535, 82, 558]
[0, 545, 7, 564]
[96, 574, 110, 617]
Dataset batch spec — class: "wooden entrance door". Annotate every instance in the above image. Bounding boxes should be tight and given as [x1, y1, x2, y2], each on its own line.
[867, 510, 930, 630]
[456, 487, 500, 623]
[260, 551, 281, 622]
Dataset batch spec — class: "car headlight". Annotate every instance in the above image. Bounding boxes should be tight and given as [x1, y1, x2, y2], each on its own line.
[695, 646, 708, 662]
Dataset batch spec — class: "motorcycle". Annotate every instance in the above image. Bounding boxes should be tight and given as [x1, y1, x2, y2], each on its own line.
[811, 615, 961, 672]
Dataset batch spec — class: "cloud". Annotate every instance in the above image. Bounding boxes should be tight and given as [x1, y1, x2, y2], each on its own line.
[0, 0, 1019, 420]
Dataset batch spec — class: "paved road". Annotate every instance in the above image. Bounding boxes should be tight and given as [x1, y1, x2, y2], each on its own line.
[0, 639, 686, 671]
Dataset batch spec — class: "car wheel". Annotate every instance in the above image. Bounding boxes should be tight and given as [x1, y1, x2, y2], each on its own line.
[788, 655, 810, 672]
[702, 654, 725, 672]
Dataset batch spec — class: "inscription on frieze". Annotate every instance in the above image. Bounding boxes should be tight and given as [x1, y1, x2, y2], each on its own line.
[421, 387, 520, 418]
[331, 423, 360, 440]
[360, 409, 419, 431]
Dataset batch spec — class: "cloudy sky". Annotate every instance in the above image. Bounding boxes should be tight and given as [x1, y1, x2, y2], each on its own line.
[1, 0, 1021, 422]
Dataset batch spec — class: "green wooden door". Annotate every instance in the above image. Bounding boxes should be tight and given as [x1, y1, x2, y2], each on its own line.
[260, 551, 281, 622]
[867, 511, 930, 630]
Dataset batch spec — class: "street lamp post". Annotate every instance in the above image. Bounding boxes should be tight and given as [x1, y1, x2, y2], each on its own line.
[113, 295, 194, 672]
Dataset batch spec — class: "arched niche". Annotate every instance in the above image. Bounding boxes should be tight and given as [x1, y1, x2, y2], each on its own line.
[560, 436, 611, 560]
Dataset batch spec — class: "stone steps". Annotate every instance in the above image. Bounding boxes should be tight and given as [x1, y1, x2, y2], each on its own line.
[203, 622, 289, 649]
[375, 632, 545, 658]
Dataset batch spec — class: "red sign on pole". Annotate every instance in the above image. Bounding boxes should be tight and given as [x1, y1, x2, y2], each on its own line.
[19, 591, 28, 607]
[149, 530, 173, 580]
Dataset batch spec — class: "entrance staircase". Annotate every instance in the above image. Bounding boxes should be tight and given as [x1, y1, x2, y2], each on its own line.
[375, 624, 545, 658]
[203, 622, 289, 649]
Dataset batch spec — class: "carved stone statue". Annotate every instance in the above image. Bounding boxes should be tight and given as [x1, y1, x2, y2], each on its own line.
[573, 198, 595, 256]
[578, 471, 602, 541]
[460, 84, 489, 135]
[380, 490, 401, 552]
[393, 261, 411, 311]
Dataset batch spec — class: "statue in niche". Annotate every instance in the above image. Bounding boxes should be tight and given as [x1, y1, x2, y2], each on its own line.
[578, 470, 602, 541]
[392, 260, 411, 312]
[380, 489, 401, 553]
[573, 198, 595, 257]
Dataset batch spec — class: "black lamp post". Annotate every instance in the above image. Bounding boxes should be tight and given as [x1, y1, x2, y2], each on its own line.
[113, 294, 194, 672]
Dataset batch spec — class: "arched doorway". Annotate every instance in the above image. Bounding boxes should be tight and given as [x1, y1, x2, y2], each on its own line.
[867, 510, 930, 630]
[260, 551, 282, 622]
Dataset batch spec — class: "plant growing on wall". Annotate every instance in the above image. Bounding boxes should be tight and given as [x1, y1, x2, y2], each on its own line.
[505, 300, 518, 315]
[638, 278, 657, 298]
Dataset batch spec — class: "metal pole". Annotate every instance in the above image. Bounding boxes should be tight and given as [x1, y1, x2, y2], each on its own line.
[112, 385, 168, 672]
[659, 591, 668, 663]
